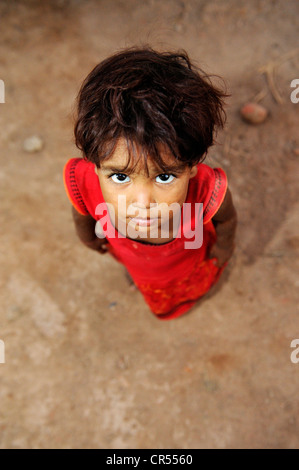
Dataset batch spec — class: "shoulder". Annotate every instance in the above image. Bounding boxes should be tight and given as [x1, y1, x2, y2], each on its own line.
[63, 157, 95, 181]
[190, 163, 228, 223]
[63, 158, 100, 216]
[196, 163, 226, 183]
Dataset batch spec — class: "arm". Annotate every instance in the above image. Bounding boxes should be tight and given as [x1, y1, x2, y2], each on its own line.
[72, 206, 108, 254]
[209, 188, 237, 267]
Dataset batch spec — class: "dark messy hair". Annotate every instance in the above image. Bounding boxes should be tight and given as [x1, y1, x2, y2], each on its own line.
[74, 46, 229, 172]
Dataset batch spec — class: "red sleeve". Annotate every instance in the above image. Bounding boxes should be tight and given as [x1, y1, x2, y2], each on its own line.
[63, 158, 89, 215]
[202, 167, 227, 224]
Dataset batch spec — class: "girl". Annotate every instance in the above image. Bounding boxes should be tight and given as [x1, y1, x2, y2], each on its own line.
[63, 47, 237, 320]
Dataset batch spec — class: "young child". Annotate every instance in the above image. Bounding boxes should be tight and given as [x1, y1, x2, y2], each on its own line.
[63, 47, 237, 320]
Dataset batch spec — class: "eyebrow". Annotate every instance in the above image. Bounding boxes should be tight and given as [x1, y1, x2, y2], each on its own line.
[100, 164, 185, 174]
[100, 165, 133, 174]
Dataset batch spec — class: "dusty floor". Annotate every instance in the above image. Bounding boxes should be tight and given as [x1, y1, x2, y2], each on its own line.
[0, 0, 299, 449]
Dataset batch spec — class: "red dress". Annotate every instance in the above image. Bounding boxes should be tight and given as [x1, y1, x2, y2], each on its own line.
[63, 158, 228, 320]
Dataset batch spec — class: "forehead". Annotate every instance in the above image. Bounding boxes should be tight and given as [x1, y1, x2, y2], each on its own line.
[100, 138, 185, 174]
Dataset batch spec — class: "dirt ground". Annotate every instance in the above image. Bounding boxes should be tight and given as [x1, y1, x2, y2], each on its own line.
[0, 0, 299, 449]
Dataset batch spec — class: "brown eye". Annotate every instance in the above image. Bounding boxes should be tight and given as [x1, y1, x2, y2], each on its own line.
[156, 174, 175, 183]
[110, 173, 130, 183]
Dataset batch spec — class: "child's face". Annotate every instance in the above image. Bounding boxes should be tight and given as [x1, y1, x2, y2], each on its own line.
[95, 139, 198, 241]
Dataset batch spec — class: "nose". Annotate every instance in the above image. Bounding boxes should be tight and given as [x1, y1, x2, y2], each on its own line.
[130, 182, 156, 214]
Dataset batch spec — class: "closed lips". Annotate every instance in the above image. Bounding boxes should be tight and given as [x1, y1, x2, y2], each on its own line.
[129, 217, 159, 226]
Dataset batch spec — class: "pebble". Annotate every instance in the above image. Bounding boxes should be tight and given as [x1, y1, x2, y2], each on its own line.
[240, 102, 268, 124]
[174, 23, 183, 32]
[109, 302, 117, 309]
[23, 135, 44, 152]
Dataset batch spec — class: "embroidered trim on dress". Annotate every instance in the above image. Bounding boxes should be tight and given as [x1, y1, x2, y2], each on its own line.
[203, 168, 227, 222]
[64, 159, 89, 215]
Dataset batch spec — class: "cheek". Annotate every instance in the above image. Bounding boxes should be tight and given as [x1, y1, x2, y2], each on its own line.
[100, 181, 117, 203]
[158, 183, 188, 206]
[102, 189, 129, 216]
[153, 187, 187, 220]
[178, 179, 190, 202]
[99, 184, 117, 210]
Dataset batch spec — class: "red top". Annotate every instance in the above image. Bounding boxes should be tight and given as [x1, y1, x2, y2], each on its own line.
[63, 158, 227, 320]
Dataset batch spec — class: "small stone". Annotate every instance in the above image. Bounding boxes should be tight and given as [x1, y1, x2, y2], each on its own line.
[23, 135, 44, 152]
[293, 148, 299, 156]
[116, 355, 129, 370]
[174, 23, 183, 32]
[240, 102, 268, 124]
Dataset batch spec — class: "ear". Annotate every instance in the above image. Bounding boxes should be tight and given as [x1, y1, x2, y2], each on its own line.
[189, 164, 198, 178]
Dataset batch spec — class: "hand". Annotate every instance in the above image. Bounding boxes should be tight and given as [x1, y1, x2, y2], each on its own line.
[83, 237, 109, 254]
[209, 242, 235, 268]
